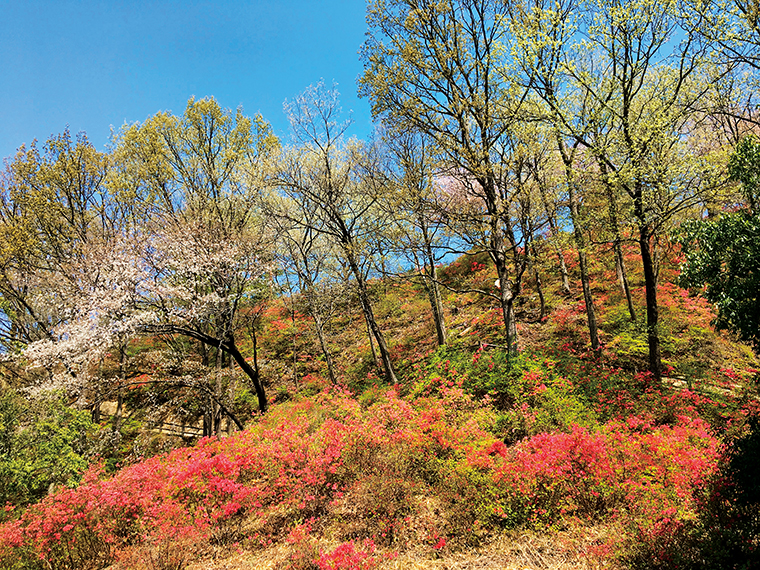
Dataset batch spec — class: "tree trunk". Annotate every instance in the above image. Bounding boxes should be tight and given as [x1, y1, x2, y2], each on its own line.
[536, 167, 572, 295]
[531, 253, 546, 321]
[146, 324, 268, 414]
[363, 310, 379, 364]
[422, 274, 447, 346]
[614, 237, 637, 322]
[484, 180, 520, 356]
[113, 344, 124, 433]
[557, 250, 572, 295]
[203, 392, 212, 437]
[568, 194, 601, 354]
[421, 225, 447, 346]
[312, 311, 337, 384]
[493, 253, 518, 356]
[629, 183, 662, 381]
[345, 251, 398, 383]
[214, 340, 223, 436]
[227, 358, 236, 435]
[200, 341, 209, 367]
[576, 242, 600, 354]
[92, 358, 103, 423]
[290, 304, 299, 385]
[600, 167, 636, 321]
[225, 336, 268, 413]
[358, 279, 398, 383]
[91, 399, 100, 424]
[638, 219, 662, 381]
[559, 139, 600, 353]
[114, 387, 123, 433]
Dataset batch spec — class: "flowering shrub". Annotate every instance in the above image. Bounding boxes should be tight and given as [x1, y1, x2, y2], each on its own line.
[493, 417, 719, 527]
[413, 348, 598, 443]
[0, 386, 726, 569]
[623, 415, 760, 569]
[317, 539, 377, 570]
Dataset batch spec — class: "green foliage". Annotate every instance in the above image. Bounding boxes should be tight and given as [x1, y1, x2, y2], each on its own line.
[0, 390, 21, 459]
[677, 212, 760, 349]
[604, 303, 650, 365]
[235, 387, 265, 417]
[0, 390, 95, 507]
[0, 129, 110, 351]
[728, 134, 760, 213]
[677, 135, 760, 351]
[413, 347, 597, 443]
[434, 457, 522, 543]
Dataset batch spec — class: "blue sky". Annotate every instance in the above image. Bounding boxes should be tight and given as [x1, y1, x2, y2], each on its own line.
[0, 0, 373, 163]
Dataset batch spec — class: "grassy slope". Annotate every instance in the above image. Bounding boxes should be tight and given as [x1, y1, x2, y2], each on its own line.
[1, 244, 758, 570]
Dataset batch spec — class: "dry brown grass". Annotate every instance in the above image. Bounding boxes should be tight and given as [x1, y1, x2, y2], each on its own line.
[185, 525, 620, 570]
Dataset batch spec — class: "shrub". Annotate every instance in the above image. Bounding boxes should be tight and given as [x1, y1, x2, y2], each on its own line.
[0, 386, 725, 569]
[623, 415, 760, 569]
[317, 539, 378, 570]
[0, 391, 96, 507]
[492, 417, 719, 529]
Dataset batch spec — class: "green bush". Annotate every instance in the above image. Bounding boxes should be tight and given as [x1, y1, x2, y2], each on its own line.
[433, 458, 523, 544]
[0, 391, 96, 507]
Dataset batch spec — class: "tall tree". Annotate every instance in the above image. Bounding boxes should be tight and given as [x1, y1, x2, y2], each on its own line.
[275, 83, 399, 383]
[585, 0, 722, 379]
[265, 196, 347, 385]
[0, 130, 111, 353]
[678, 134, 760, 351]
[112, 96, 276, 416]
[360, 0, 530, 355]
[17, 99, 275, 421]
[513, 0, 626, 346]
[514, 0, 723, 378]
[378, 128, 450, 346]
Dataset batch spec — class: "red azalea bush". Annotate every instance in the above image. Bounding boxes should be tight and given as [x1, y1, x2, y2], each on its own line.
[0, 386, 723, 569]
[491, 415, 719, 529]
[317, 539, 378, 570]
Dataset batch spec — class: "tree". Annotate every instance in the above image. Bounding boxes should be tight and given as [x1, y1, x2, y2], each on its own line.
[378, 127, 450, 346]
[0, 129, 125, 421]
[528, 148, 573, 297]
[695, 0, 760, 72]
[266, 196, 347, 385]
[17, 98, 275, 424]
[514, 0, 724, 378]
[113, 97, 276, 418]
[728, 133, 760, 210]
[678, 135, 760, 350]
[275, 82, 399, 383]
[360, 0, 531, 355]
[509, 0, 610, 348]
[0, 129, 111, 353]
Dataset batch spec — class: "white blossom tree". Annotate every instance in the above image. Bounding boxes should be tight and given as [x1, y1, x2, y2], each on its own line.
[13, 98, 276, 424]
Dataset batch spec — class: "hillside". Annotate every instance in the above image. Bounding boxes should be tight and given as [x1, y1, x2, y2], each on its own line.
[3, 0, 760, 567]
[1, 241, 758, 570]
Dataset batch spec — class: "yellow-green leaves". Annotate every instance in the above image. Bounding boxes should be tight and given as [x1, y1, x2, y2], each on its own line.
[110, 96, 277, 236]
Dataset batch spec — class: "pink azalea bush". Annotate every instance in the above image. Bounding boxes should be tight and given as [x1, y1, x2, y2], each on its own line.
[317, 539, 378, 570]
[0, 386, 722, 569]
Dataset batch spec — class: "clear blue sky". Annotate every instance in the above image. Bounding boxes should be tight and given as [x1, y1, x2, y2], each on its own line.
[0, 0, 373, 163]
